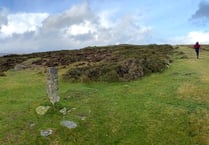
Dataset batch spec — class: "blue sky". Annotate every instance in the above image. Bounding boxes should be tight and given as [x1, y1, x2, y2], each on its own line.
[0, 0, 209, 53]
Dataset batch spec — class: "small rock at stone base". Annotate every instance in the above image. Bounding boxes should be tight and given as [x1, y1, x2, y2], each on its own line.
[59, 107, 67, 115]
[67, 108, 76, 113]
[36, 106, 50, 115]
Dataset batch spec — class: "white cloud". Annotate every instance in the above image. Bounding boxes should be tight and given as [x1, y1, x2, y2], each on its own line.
[0, 13, 48, 37]
[170, 31, 209, 44]
[67, 20, 96, 36]
[98, 10, 118, 28]
[0, 1, 153, 53]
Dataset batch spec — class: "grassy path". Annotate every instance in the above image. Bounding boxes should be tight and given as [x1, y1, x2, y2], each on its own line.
[176, 46, 209, 104]
[0, 46, 209, 145]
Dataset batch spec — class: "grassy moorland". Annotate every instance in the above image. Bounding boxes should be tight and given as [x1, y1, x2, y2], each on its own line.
[0, 45, 209, 145]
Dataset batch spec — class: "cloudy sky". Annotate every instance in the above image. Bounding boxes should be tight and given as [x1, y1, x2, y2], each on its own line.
[0, 0, 209, 53]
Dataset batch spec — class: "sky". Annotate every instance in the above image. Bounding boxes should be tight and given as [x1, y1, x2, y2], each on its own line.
[0, 0, 209, 53]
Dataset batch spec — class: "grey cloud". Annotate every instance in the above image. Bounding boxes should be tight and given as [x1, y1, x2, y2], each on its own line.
[72, 33, 95, 41]
[0, 8, 8, 26]
[42, 2, 95, 30]
[0, 32, 68, 53]
[108, 15, 152, 43]
[191, 1, 209, 19]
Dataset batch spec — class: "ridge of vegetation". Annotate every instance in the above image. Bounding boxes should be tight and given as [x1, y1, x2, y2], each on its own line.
[0, 44, 174, 82]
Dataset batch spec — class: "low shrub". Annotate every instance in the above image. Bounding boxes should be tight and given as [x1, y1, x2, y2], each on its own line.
[0, 72, 6, 76]
[63, 44, 174, 82]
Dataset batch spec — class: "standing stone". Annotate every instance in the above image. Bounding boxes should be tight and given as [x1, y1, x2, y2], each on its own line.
[46, 67, 60, 105]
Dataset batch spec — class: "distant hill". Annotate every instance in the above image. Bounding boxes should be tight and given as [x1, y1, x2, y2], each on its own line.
[0, 53, 8, 56]
[0, 44, 174, 81]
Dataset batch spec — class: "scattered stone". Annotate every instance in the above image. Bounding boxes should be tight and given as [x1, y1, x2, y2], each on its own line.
[40, 129, 53, 137]
[36, 106, 50, 115]
[30, 123, 36, 128]
[14, 64, 27, 71]
[80, 116, 86, 121]
[59, 107, 67, 115]
[60, 120, 77, 129]
[46, 67, 60, 105]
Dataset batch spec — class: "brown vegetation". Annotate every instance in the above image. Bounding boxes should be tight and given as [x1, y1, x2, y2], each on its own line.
[0, 44, 174, 82]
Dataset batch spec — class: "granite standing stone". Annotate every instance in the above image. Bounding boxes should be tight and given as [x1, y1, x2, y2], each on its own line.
[46, 67, 60, 105]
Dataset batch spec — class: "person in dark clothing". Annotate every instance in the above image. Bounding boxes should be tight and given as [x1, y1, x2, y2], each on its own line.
[194, 42, 200, 59]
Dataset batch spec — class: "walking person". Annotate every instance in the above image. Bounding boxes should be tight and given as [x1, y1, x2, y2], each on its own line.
[194, 42, 200, 59]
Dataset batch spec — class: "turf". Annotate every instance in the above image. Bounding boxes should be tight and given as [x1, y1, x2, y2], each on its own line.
[0, 46, 209, 145]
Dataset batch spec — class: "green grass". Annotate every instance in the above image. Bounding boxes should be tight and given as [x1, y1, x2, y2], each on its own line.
[0, 46, 209, 145]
